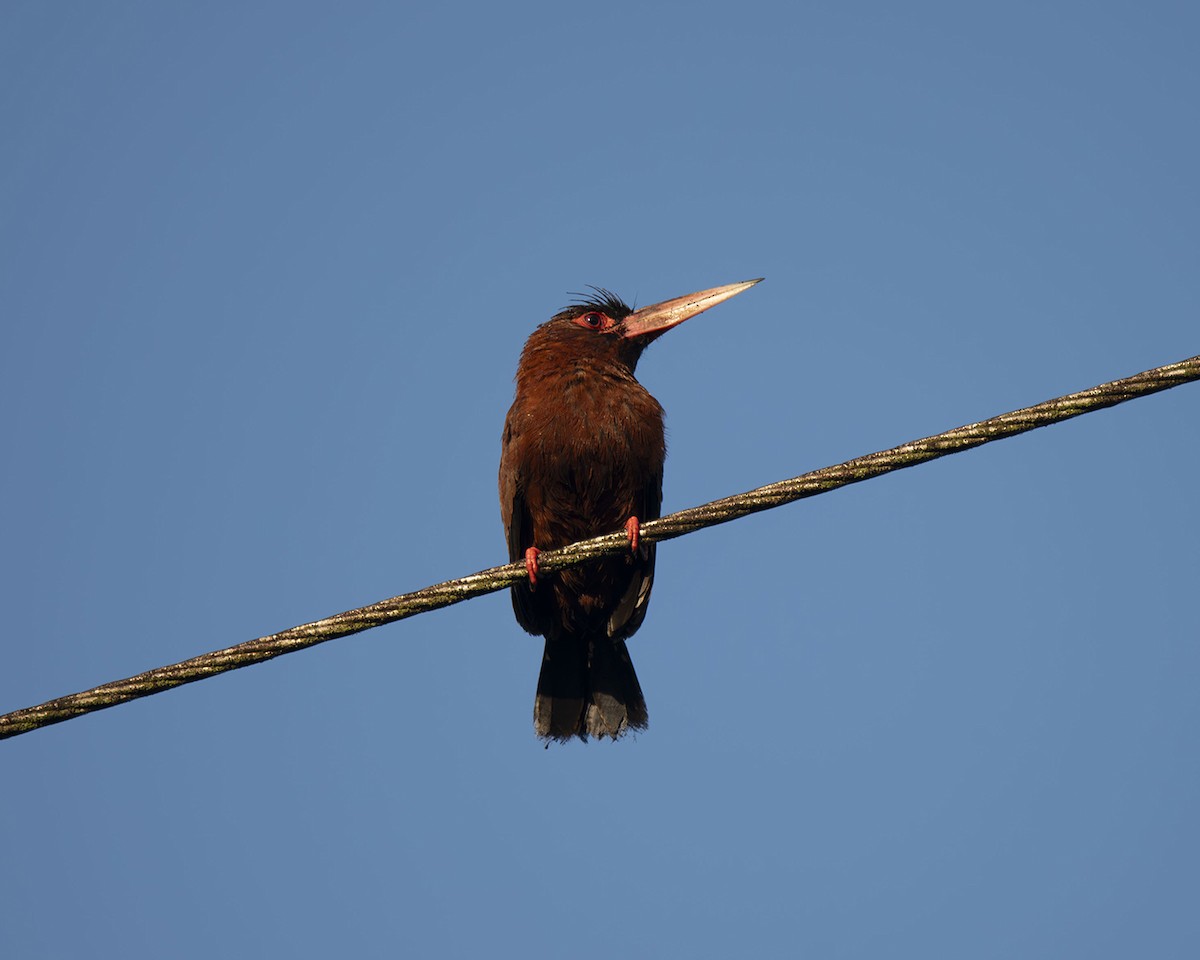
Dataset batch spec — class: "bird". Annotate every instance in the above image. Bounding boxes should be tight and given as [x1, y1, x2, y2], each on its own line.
[499, 279, 762, 742]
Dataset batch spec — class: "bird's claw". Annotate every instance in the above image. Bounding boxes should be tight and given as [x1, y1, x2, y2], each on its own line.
[524, 547, 541, 590]
[625, 516, 641, 555]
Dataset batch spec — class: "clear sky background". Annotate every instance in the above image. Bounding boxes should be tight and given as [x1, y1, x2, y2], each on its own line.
[2, 3, 1197, 957]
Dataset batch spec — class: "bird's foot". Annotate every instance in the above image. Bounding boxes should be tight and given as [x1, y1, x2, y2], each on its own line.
[524, 546, 541, 589]
[624, 516, 641, 555]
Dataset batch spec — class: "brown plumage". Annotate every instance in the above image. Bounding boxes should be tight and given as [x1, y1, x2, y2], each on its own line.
[499, 280, 761, 742]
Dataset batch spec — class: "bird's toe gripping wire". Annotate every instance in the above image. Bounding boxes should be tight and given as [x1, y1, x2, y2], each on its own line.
[625, 516, 641, 555]
[524, 546, 541, 590]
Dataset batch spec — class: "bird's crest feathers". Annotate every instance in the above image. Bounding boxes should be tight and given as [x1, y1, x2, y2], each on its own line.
[564, 286, 634, 319]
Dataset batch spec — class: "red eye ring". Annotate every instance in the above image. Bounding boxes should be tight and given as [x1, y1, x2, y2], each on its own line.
[573, 311, 611, 331]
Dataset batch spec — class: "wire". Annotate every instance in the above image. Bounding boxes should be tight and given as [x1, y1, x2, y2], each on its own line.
[2, 353, 1197, 741]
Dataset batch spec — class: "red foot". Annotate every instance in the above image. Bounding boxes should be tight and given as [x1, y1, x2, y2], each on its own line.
[524, 546, 541, 589]
[625, 516, 641, 554]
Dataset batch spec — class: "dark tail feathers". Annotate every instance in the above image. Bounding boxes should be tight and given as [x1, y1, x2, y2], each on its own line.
[534, 632, 648, 742]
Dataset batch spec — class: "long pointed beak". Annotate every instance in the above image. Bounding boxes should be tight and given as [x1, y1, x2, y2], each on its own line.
[622, 278, 763, 341]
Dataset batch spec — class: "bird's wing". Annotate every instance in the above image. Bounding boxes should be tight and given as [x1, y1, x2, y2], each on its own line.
[505, 489, 544, 634]
[606, 466, 663, 641]
[500, 414, 551, 636]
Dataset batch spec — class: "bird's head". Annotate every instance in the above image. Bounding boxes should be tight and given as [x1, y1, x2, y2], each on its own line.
[520, 279, 763, 378]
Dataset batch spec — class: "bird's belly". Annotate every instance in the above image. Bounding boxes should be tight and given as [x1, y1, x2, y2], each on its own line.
[527, 457, 646, 547]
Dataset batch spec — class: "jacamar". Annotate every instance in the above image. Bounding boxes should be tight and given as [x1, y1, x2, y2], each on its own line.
[500, 279, 761, 741]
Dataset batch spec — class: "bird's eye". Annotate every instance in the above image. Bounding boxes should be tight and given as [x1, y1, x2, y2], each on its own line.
[573, 311, 611, 331]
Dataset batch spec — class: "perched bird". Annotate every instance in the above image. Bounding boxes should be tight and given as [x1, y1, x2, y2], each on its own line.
[499, 279, 762, 741]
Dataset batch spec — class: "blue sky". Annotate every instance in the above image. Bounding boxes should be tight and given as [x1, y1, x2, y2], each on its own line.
[2, 2, 1198, 957]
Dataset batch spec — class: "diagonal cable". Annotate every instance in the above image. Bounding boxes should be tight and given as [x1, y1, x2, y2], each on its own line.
[2, 353, 1197, 741]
